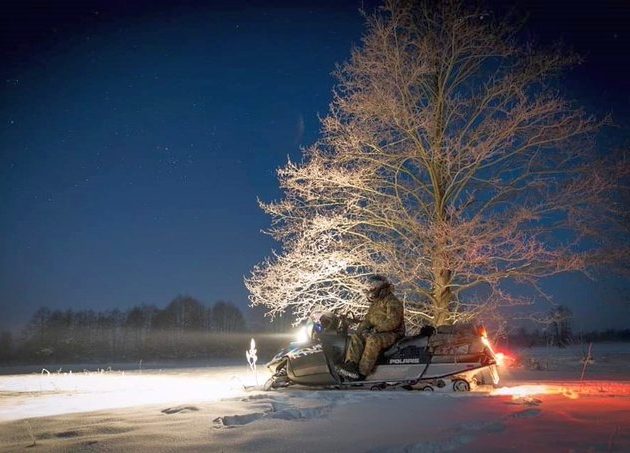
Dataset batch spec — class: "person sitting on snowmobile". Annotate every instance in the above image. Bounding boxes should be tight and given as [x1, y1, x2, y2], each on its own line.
[337, 275, 405, 381]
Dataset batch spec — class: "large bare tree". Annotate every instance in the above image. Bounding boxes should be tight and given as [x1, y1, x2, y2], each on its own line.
[247, 0, 626, 329]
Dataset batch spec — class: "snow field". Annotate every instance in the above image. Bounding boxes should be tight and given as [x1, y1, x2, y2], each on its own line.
[0, 342, 628, 451]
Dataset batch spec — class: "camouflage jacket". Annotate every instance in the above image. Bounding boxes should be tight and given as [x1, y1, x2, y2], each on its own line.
[358, 290, 405, 335]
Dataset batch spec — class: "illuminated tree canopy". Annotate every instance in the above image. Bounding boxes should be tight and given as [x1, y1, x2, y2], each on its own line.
[247, 0, 627, 328]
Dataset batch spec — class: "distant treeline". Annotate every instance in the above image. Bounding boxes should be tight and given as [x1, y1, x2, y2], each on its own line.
[503, 327, 630, 348]
[0, 296, 289, 364]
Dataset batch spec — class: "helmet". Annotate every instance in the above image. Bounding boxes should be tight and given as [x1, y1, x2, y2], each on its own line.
[365, 274, 389, 292]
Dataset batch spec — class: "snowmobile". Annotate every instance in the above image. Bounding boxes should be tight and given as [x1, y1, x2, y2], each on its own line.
[264, 311, 500, 392]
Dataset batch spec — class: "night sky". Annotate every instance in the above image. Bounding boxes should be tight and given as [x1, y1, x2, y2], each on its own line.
[1, 0, 629, 332]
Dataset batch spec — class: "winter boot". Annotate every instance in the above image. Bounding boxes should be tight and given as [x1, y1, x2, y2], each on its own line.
[336, 362, 361, 381]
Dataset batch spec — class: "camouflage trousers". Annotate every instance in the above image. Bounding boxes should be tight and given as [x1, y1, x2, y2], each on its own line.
[345, 331, 401, 376]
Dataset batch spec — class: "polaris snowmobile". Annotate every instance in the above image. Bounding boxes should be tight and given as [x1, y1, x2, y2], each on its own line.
[264, 311, 500, 392]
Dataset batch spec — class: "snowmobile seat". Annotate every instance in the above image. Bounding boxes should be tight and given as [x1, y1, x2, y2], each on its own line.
[383, 334, 429, 357]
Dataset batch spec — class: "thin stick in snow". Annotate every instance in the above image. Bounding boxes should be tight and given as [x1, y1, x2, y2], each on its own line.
[246, 338, 258, 386]
[580, 342, 593, 382]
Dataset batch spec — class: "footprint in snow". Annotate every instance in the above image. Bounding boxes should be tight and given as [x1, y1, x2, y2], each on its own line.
[508, 396, 542, 406]
[55, 430, 80, 438]
[213, 412, 266, 428]
[270, 405, 330, 421]
[213, 399, 331, 428]
[240, 393, 274, 402]
[161, 405, 200, 414]
[511, 408, 541, 419]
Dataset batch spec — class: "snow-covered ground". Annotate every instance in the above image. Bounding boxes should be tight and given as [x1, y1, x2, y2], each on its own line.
[1, 343, 629, 452]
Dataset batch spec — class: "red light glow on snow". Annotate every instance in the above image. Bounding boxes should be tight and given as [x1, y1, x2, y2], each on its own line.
[490, 384, 578, 400]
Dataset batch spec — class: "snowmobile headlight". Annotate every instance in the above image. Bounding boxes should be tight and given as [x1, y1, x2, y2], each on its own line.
[294, 324, 311, 343]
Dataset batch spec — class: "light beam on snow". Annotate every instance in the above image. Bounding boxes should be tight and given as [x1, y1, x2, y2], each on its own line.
[0, 366, 270, 421]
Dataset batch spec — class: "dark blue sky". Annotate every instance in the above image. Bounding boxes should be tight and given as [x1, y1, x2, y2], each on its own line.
[1, 0, 628, 331]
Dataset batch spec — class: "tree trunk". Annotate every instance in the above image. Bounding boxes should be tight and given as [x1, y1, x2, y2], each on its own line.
[433, 267, 452, 326]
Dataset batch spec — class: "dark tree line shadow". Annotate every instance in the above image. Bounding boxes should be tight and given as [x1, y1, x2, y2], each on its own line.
[0, 295, 292, 364]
